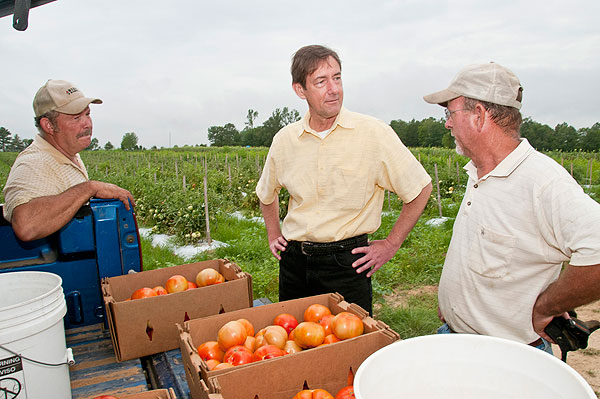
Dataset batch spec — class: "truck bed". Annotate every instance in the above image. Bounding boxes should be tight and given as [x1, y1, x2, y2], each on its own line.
[68, 298, 271, 398]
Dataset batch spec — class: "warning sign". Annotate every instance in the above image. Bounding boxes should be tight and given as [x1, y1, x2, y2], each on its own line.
[0, 355, 26, 399]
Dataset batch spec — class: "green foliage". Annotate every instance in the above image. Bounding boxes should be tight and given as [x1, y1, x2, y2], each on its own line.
[210, 107, 300, 147]
[121, 132, 140, 151]
[375, 292, 440, 338]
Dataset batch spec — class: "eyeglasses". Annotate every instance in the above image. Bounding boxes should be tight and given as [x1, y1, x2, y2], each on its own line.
[444, 108, 468, 121]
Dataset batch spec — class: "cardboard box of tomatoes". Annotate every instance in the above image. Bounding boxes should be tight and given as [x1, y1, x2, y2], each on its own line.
[102, 259, 253, 361]
[177, 293, 400, 399]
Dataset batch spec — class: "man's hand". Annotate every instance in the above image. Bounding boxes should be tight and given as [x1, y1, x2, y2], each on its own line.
[532, 306, 564, 343]
[351, 239, 397, 277]
[268, 236, 288, 260]
[90, 181, 135, 210]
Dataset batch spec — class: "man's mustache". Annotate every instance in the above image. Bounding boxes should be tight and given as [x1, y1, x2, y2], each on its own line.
[76, 129, 92, 139]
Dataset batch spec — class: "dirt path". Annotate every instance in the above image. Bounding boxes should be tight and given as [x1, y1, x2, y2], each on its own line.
[552, 300, 600, 397]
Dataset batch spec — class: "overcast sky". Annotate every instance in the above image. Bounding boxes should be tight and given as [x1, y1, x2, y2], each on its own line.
[1, 0, 599, 148]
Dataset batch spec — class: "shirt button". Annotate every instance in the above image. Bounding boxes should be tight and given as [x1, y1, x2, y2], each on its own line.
[467, 201, 472, 206]
[474, 184, 478, 188]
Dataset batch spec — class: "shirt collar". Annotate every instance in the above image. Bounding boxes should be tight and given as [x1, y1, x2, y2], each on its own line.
[299, 107, 355, 137]
[465, 138, 534, 181]
[33, 134, 83, 167]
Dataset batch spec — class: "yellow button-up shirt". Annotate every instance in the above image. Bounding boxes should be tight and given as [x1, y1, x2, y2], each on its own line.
[256, 107, 431, 242]
[3, 134, 88, 221]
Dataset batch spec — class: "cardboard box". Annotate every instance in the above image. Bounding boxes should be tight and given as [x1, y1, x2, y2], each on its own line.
[178, 293, 400, 399]
[120, 388, 178, 399]
[102, 259, 253, 361]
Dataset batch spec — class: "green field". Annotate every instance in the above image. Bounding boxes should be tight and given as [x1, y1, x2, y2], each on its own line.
[1, 147, 599, 337]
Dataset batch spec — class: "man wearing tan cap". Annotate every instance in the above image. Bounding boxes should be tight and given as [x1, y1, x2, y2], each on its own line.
[424, 62, 600, 352]
[3, 79, 135, 241]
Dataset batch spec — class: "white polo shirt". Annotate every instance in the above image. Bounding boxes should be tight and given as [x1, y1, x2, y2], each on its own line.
[439, 139, 600, 344]
[3, 134, 88, 221]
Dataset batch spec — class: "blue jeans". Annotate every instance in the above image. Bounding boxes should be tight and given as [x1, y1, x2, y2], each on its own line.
[437, 323, 554, 355]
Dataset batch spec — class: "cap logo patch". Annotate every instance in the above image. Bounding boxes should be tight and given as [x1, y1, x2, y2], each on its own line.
[65, 87, 79, 95]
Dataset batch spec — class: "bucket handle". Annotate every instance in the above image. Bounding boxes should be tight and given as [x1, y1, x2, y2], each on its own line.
[0, 344, 75, 367]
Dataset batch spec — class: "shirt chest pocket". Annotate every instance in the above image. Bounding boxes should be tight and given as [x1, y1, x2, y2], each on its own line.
[328, 167, 369, 210]
[467, 225, 516, 278]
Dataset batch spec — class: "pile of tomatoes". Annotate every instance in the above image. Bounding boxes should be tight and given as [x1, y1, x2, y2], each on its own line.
[196, 303, 364, 373]
[128, 268, 225, 300]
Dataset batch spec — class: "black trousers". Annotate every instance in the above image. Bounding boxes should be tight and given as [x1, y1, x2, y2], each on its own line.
[278, 240, 373, 315]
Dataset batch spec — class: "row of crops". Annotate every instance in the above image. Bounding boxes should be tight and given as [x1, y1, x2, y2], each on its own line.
[1, 147, 599, 244]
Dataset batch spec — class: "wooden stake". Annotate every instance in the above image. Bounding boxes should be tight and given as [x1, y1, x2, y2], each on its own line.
[204, 159, 211, 244]
[434, 163, 443, 218]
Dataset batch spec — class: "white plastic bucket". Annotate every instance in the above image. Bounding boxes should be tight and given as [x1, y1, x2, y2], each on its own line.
[0, 271, 71, 399]
[355, 334, 596, 399]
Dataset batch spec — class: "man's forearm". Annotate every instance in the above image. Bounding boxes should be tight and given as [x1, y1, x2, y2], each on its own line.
[260, 199, 283, 242]
[534, 264, 600, 317]
[11, 181, 96, 241]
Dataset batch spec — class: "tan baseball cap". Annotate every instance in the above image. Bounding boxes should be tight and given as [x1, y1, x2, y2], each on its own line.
[423, 62, 523, 109]
[33, 79, 102, 117]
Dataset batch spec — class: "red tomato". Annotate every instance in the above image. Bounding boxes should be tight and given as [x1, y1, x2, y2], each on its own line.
[196, 268, 225, 287]
[304, 304, 332, 323]
[252, 344, 285, 361]
[197, 340, 225, 362]
[322, 334, 341, 345]
[319, 314, 335, 335]
[186, 281, 198, 289]
[130, 287, 157, 300]
[294, 322, 325, 348]
[335, 386, 355, 399]
[223, 345, 253, 366]
[331, 312, 364, 340]
[293, 389, 334, 399]
[165, 274, 189, 293]
[152, 285, 168, 296]
[273, 313, 299, 334]
[217, 320, 248, 350]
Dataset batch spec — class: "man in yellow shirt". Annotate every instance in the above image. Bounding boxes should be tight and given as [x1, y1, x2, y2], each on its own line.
[256, 45, 432, 314]
[3, 79, 135, 241]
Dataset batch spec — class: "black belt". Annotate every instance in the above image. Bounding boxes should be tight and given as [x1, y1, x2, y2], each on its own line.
[289, 234, 368, 257]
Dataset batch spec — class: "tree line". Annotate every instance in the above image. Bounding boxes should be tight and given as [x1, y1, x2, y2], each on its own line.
[209, 109, 600, 152]
[2, 111, 599, 152]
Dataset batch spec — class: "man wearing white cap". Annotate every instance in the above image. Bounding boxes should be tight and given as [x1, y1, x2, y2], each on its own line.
[424, 63, 600, 352]
[3, 79, 135, 241]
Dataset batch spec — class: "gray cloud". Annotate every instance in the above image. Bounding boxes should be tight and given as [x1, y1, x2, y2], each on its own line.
[1, 0, 599, 148]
